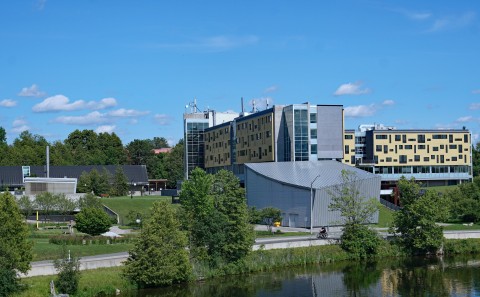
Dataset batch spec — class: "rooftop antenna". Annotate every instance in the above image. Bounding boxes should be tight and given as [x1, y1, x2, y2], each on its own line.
[185, 98, 201, 113]
[46, 145, 50, 178]
[266, 98, 269, 109]
[241, 97, 245, 113]
[251, 100, 257, 113]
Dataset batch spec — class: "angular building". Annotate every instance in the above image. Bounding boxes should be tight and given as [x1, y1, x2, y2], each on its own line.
[203, 103, 345, 182]
[343, 124, 472, 204]
[183, 100, 239, 179]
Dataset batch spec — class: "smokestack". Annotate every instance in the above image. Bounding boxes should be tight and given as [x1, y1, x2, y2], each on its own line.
[46, 145, 50, 178]
[241, 97, 244, 113]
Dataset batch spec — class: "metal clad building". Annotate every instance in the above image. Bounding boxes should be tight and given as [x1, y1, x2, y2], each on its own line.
[245, 160, 381, 228]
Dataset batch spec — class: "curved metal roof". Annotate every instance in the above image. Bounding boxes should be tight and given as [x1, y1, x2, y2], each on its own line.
[245, 160, 379, 189]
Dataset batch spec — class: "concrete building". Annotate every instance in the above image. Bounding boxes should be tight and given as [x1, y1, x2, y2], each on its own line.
[203, 103, 344, 182]
[183, 99, 239, 179]
[245, 160, 381, 228]
[343, 124, 472, 186]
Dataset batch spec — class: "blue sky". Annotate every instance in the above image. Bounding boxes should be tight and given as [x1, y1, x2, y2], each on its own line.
[1, 1, 479, 146]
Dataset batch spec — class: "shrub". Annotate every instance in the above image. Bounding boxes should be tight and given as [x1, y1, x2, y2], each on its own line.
[75, 207, 112, 236]
[54, 249, 81, 295]
[340, 224, 381, 258]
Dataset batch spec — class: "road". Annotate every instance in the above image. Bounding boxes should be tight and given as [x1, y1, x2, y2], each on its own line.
[23, 229, 480, 277]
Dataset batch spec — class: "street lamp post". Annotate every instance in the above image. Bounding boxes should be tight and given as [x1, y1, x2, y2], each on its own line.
[310, 174, 321, 235]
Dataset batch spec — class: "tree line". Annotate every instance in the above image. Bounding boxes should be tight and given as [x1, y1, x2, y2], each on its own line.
[0, 127, 183, 188]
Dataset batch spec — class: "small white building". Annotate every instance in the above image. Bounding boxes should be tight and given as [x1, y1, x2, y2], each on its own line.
[24, 177, 77, 195]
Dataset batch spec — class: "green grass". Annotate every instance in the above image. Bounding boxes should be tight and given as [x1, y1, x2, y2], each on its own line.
[442, 224, 480, 231]
[31, 238, 134, 261]
[101, 195, 172, 225]
[374, 205, 395, 228]
[427, 185, 459, 193]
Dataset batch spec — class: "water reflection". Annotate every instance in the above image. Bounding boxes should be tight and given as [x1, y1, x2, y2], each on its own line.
[124, 256, 480, 297]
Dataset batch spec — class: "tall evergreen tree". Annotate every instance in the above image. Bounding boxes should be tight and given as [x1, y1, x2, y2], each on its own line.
[124, 201, 192, 287]
[111, 166, 129, 196]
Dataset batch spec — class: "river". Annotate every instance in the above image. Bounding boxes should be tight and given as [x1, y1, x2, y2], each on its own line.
[122, 255, 480, 297]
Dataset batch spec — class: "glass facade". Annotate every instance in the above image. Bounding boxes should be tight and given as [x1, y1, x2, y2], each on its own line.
[185, 121, 209, 178]
[294, 109, 309, 161]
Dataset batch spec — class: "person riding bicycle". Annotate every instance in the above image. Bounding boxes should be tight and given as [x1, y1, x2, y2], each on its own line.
[319, 227, 326, 234]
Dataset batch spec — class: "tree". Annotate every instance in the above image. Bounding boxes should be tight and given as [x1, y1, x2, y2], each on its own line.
[78, 193, 103, 209]
[259, 207, 282, 233]
[35, 192, 59, 223]
[16, 195, 35, 220]
[77, 168, 110, 196]
[180, 168, 254, 265]
[123, 201, 192, 287]
[110, 166, 129, 197]
[126, 139, 155, 166]
[391, 177, 450, 254]
[8, 131, 48, 165]
[98, 132, 127, 165]
[0, 192, 33, 295]
[56, 194, 77, 222]
[328, 170, 381, 257]
[163, 140, 184, 188]
[54, 247, 81, 295]
[473, 142, 480, 177]
[75, 207, 112, 236]
[152, 136, 169, 148]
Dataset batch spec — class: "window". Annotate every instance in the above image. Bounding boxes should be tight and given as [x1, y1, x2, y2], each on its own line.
[449, 144, 457, 149]
[266, 131, 271, 138]
[376, 135, 387, 140]
[433, 147, 438, 152]
[418, 145, 425, 149]
[345, 134, 353, 139]
[414, 155, 420, 162]
[399, 155, 407, 164]
[395, 135, 401, 141]
[376, 145, 382, 152]
[424, 157, 429, 162]
[464, 134, 469, 143]
[386, 157, 392, 162]
[345, 145, 350, 154]
[311, 144, 317, 154]
[405, 145, 412, 150]
[402, 135, 407, 143]
[418, 134, 425, 143]
[433, 134, 447, 139]
[310, 113, 317, 123]
[311, 129, 317, 139]
[384, 145, 388, 153]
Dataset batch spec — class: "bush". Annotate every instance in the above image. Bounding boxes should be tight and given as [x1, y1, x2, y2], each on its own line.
[54, 249, 81, 295]
[340, 224, 381, 258]
[75, 207, 112, 236]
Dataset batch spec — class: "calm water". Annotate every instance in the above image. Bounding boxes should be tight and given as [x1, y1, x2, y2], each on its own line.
[124, 256, 480, 297]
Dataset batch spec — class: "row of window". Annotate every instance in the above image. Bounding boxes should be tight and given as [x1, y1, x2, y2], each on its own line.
[373, 165, 470, 175]
[236, 146, 273, 159]
[236, 115, 273, 131]
[375, 154, 468, 164]
[374, 133, 469, 144]
[373, 144, 467, 154]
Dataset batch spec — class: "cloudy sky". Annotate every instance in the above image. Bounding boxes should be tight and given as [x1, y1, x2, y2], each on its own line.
[0, 1, 479, 145]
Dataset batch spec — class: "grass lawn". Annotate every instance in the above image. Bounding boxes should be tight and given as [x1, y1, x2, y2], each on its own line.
[374, 205, 395, 228]
[427, 185, 459, 193]
[442, 224, 480, 231]
[31, 238, 134, 261]
[101, 195, 172, 225]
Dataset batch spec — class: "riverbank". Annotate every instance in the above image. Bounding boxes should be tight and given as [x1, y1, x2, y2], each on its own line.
[15, 238, 480, 297]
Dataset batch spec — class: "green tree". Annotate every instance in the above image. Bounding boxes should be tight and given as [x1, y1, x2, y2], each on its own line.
[8, 131, 48, 165]
[391, 177, 450, 254]
[473, 142, 480, 177]
[0, 192, 33, 295]
[77, 168, 110, 195]
[98, 132, 127, 165]
[54, 247, 81, 295]
[75, 207, 112, 236]
[126, 139, 155, 166]
[180, 168, 254, 265]
[35, 192, 60, 223]
[124, 201, 192, 287]
[164, 140, 184, 188]
[211, 170, 254, 263]
[110, 166, 129, 196]
[259, 207, 282, 232]
[65, 129, 103, 165]
[328, 170, 381, 257]
[152, 136, 169, 148]
[56, 194, 77, 222]
[78, 193, 103, 209]
[49, 140, 74, 165]
[16, 195, 35, 220]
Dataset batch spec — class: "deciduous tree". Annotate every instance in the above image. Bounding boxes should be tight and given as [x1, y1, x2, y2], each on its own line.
[124, 201, 191, 287]
[0, 192, 32, 294]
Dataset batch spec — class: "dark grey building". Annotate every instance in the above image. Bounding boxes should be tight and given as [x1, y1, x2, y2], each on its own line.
[245, 160, 381, 228]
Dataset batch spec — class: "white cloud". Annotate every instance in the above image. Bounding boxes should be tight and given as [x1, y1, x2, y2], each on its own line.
[456, 116, 474, 123]
[472, 90, 480, 94]
[344, 104, 377, 118]
[108, 108, 149, 117]
[148, 35, 259, 52]
[54, 111, 108, 125]
[0, 99, 17, 107]
[470, 103, 480, 110]
[472, 133, 479, 144]
[33, 95, 117, 112]
[264, 85, 278, 93]
[18, 84, 46, 97]
[154, 114, 173, 125]
[408, 12, 432, 20]
[382, 100, 395, 106]
[249, 97, 273, 111]
[11, 118, 30, 133]
[37, 0, 46, 10]
[95, 125, 116, 133]
[334, 82, 371, 96]
[428, 12, 476, 32]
